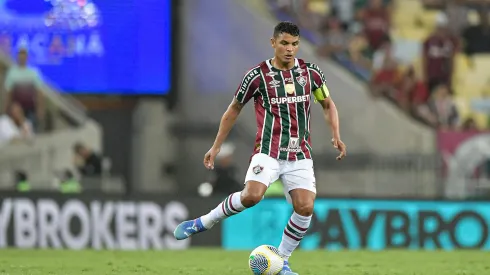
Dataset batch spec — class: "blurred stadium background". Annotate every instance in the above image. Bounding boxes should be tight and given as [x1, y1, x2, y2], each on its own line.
[1, 0, 490, 270]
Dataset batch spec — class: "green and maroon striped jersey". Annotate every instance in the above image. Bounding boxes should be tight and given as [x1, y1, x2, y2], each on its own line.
[234, 58, 330, 161]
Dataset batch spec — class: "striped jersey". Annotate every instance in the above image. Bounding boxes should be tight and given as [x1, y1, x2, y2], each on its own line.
[234, 58, 330, 161]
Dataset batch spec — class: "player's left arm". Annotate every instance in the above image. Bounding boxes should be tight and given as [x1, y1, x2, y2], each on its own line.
[318, 96, 346, 160]
[310, 63, 346, 160]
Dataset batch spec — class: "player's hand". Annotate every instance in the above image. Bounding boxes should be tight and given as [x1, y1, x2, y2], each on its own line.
[331, 138, 346, 160]
[203, 146, 220, 170]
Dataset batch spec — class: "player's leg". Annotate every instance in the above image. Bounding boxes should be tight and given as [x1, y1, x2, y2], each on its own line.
[173, 153, 279, 240]
[199, 180, 267, 228]
[279, 188, 315, 258]
[277, 159, 316, 275]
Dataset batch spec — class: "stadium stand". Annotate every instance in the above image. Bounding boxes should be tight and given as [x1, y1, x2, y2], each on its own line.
[267, 0, 490, 130]
[0, 50, 105, 192]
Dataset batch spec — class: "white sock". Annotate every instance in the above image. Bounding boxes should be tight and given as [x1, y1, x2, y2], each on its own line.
[278, 212, 311, 260]
[200, 191, 246, 229]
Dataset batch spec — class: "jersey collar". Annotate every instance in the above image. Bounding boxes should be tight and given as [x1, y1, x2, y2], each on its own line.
[267, 58, 299, 72]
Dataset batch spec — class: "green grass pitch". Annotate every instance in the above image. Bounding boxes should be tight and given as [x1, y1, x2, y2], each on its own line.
[0, 249, 488, 274]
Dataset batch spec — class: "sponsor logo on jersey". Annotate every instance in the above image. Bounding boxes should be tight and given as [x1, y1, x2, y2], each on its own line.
[280, 137, 302, 153]
[269, 79, 280, 88]
[280, 147, 302, 153]
[289, 137, 300, 149]
[294, 68, 305, 74]
[266, 72, 278, 77]
[309, 63, 326, 82]
[240, 69, 259, 93]
[270, 95, 309, 104]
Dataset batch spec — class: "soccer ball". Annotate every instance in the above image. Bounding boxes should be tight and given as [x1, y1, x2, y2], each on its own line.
[248, 245, 284, 275]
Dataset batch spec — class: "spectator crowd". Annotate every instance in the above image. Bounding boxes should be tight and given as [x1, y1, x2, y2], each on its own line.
[0, 48, 44, 147]
[268, 0, 490, 131]
[0, 47, 105, 192]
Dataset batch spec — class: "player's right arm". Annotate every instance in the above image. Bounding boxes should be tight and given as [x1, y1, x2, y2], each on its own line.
[204, 67, 261, 170]
[204, 99, 244, 170]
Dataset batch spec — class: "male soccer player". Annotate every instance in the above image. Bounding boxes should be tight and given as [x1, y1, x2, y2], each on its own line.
[174, 21, 346, 275]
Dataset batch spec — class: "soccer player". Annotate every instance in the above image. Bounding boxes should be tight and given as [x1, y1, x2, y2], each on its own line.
[174, 21, 346, 275]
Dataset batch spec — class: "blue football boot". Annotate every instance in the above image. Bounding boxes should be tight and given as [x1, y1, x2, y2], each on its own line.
[279, 260, 299, 275]
[173, 218, 207, 240]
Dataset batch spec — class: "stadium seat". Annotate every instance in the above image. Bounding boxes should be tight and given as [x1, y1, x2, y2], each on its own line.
[391, 0, 490, 128]
[399, 28, 430, 41]
[308, 0, 329, 15]
[454, 96, 471, 119]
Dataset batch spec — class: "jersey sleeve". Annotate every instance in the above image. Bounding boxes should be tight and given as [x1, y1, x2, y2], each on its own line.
[307, 63, 330, 102]
[234, 67, 260, 104]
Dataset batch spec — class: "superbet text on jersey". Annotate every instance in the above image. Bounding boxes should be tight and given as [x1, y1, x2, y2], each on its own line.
[234, 58, 330, 161]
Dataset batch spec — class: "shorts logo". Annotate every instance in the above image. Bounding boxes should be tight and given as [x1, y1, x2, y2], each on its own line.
[253, 165, 263, 175]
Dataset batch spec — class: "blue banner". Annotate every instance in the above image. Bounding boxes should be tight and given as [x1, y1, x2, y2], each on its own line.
[223, 199, 490, 250]
[0, 0, 172, 95]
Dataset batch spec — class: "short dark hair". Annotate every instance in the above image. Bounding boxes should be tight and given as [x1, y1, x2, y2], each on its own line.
[18, 48, 28, 55]
[73, 142, 85, 154]
[273, 21, 300, 38]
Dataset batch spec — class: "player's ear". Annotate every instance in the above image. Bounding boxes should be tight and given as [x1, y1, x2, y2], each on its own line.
[270, 37, 275, 48]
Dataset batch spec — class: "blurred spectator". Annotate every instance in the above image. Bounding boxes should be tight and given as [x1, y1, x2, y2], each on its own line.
[267, 0, 482, 130]
[3, 48, 45, 131]
[273, 0, 324, 31]
[0, 102, 34, 147]
[0, 34, 11, 55]
[15, 171, 30, 192]
[347, 28, 373, 69]
[74, 142, 102, 177]
[59, 170, 82, 193]
[445, 0, 469, 36]
[330, 0, 356, 28]
[370, 38, 399, 98]
[356, 0, 393, 11]
[462, 8, 490, 55]
[422, 12, 459, 93]
[396, 66, 429, 114]
[361, 0, 391, 52]
[417, 84, 459, 129]
[317, 17, 351, 57]
[461, 117, 479, 131]
[372, 37, 397, 70]
[297, 0, 325, 31]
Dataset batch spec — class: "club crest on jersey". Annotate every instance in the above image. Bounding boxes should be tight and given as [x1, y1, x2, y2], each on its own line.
[253, 165, 263, 175]
[296, 75, 307, 87]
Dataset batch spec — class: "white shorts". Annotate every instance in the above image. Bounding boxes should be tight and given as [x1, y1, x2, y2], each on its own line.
[244, 153, 316, 202]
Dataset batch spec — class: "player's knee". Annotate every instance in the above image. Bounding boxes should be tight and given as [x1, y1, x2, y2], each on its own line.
[241, 181, 266, 207]
[241, 192, 263, 207]
[294, 201, 314, 216]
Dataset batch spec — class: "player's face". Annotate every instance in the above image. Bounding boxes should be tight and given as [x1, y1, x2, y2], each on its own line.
[17, 51, 27, 66]
[271, 33, 300, 65]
